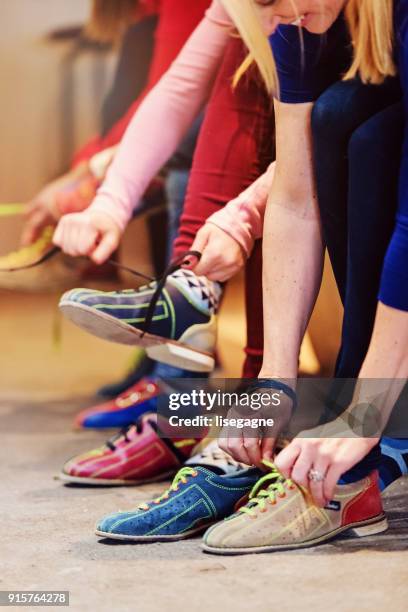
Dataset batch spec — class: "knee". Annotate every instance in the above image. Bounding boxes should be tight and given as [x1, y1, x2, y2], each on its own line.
[348, 106, 404, 165]
[311, 82, 352, 140]
[348, 122, 376, 163]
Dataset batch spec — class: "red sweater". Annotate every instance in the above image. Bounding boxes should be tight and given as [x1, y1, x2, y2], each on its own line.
[73, 0, 210, 166]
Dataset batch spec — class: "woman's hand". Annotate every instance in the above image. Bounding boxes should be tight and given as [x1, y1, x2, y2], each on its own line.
[188, 223, 246, 282]
[275, 434, 379, 507]
[218, 415, 277, 469]
[53, 210, 122, 264]
[218, 391, 295, 469]
[21, 163, 91, 246]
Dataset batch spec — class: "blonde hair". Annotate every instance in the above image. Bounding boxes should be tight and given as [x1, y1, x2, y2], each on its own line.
[344, 0, 396, 83]
[86, 0, 139, 43]
[221, 0, 279, 93]
[220, 0, 396, 94]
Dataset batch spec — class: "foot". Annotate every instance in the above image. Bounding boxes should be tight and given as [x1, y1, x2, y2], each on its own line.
[77, 362, 209, 429]
[95, 465, 260, 542]
[59, 269, 221, 372]
[60, 413, 200, 486]
[74, 378, 162, 430]
[202, 463, 388, 555]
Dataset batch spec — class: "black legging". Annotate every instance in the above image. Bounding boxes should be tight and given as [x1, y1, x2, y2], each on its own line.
[312, 76, 404, 479]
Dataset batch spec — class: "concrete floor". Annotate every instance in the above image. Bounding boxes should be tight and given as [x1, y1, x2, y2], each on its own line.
[2, 398, 408, 612]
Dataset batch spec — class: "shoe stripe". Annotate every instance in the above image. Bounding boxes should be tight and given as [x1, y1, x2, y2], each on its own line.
[228, 496, 333, 547]
[72, 435, 156, 471]
[163, 287, 176, 339]
[224, 494, 299, 546]
[118, 446, 177, 479]
[147, 498, 213, 536]
[112, 483, 205, 525]
[204, 476, 254, 493]
[74, 294, 157, 307]
[90, 442, 174, 478]
[76, 300, 170, 325]
[277, 504, 334, 543]
[73, 289, 153, 304]
[196, 484, 217, 515]
[90, 303, 169, 324]
[107, 497, 209, 533]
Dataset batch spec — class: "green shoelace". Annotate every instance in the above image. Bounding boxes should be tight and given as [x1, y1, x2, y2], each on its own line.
[0, 203, 25, 217]
[138, 466, 198, 511]
[240, 461, 295, 517]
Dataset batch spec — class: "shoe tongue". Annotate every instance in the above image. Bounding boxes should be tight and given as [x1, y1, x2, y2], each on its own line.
[186, 460, 227, 475]
[185, 441, 246, 476]
[193, 466, 217, 477]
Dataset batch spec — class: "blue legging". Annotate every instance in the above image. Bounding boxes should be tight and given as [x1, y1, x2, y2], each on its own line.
[312, 77, 405, 480]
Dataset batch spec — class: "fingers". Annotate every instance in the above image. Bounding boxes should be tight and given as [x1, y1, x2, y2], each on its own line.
[323, 463, 345, 504]
[218, 432, 251, 466]
[274, 441, 301, 479]
[190, 226, 210, 255]
[187, 227, 210, 271]
[191, 231, 212, 276]
[53, 215, 97, 258]
[73, 224, 99, 257]
[276, 441, 330, 506]
[289, 443, 317, 489]
[242, 430, 263, 468]
[91, 231, 119, 264]
[191, 225, 245, 281]
[20, 210, 53, 246]
[20, 220, 42, 247]
[308, 456, 330, 507]
[52, 220, 65, 249]
[260, 434, 275, 462]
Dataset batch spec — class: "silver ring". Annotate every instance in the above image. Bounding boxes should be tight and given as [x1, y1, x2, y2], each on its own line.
[308, 468, 325, 482]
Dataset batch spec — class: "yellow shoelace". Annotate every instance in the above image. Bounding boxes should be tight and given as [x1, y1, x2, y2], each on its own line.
[0, 226, 54, 266]
[240, 461, 295, 516]
[0, 203, 26, 217]
[138, 466, 198, 511]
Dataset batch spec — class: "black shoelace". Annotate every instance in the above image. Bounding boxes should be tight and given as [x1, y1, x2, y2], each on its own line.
[105, 420, 143, 451]
[2, 246, 202, 337]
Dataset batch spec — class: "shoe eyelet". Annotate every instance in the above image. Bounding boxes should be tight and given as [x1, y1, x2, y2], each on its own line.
[260, 508, 267, 513]
[192, 471, 198, 477]
[279, 493, 286, 498]
[269, 500, 276, 506]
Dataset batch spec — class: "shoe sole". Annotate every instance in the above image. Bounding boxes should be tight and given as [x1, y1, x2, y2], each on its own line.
[58, 470, 176, 486]
[59, 302, 215, 373]
[202, 514, 388, 555]
[95, 523, 217, 542]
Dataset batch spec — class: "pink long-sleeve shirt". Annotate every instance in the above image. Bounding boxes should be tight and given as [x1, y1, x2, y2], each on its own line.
[89, 0, 270, 257]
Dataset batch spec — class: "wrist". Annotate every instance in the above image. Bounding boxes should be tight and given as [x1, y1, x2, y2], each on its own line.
[87, 208, 123, 234]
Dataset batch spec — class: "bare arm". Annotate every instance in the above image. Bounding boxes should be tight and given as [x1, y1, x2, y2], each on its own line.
[259, 100, 324, 381]
[205, 162, 276, 256]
